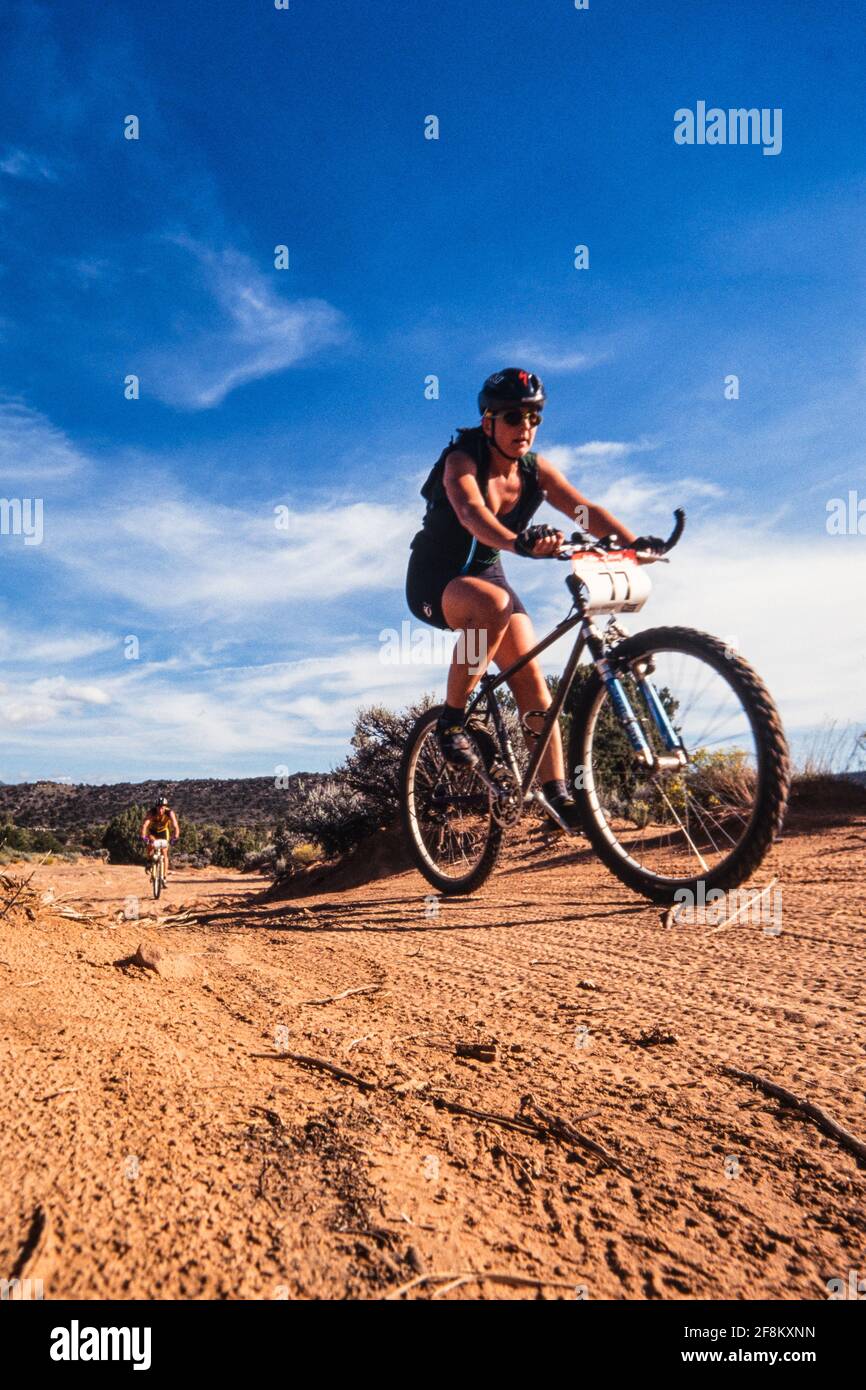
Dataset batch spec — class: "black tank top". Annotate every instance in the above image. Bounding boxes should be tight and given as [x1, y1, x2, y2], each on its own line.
[410, 427, 544, 573]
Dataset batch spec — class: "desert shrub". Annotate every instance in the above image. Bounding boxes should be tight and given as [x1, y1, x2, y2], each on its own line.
[245, 836, 325, 879]
[292, 841, 323, 865]
[28, 829, 63, 853]
[79, 823, 108, 851]
[210, 827, 263, 869]
[243, 845, 276, 874]
[797, 721, 866, 779]
[338, 697, 437, 824]
[177, 822, 200, 855]
[103, 804, 150, 865]
[0, 820, 62, 852]
[684, 747, 756, 815]
[276, 777, 373, 858]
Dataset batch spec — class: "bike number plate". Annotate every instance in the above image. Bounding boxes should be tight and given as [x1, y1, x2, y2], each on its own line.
[570, 552, 652, 614]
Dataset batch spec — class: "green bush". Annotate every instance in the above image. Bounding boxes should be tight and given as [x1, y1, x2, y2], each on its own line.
[103, 804, 150, 866]
[338, 697, 437, 824]
[276, 777, 373, 858]
[0, 821, 63, 854]
[210, 827, 263, 869]
[176, 822, 200, 855]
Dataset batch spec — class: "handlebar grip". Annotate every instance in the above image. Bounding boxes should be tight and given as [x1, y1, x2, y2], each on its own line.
[663, 508, 686, 553]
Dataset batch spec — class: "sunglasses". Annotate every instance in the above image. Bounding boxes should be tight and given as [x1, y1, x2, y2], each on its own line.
[495, 409, 543, 427]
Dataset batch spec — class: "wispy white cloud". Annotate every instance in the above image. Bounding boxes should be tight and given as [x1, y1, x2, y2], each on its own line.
[545, 439, 659, 468]
[0, 638, 434, 772]
[142, 241, 349, 409]
[1, 674, 111, 726]
[541, 441, 723, 518]
[49, 490, 414, 615]
[0, 399, 88, 481]
[492, 341, 606, 373]
[0, 147, 57, 182]
[32, 675, 110, 705]
[0, 625, 117, 663]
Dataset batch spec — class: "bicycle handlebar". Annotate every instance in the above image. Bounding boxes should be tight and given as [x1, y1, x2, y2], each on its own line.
[559, 508, 686, 562]
[663, 507, 686, 552]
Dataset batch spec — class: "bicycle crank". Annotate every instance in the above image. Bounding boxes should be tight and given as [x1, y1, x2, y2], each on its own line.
[484, 765, 524, 827]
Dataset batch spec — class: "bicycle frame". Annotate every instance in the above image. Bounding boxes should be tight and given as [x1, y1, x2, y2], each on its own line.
[464, 577, 687, 826]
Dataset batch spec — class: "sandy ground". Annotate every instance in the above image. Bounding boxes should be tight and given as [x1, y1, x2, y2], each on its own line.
[1, 819, 864, 1301]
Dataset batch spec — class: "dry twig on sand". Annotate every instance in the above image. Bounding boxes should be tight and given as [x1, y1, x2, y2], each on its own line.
[384, 1270, 579, 1300]
[252, 1050, 377, 1093]
[0, 858, 50, 921]
[519, 1094, 633, 1177]
[721, 1065, 866, 1164]
[709, 877, 778, 934]
[429, 1095, 539, 1137]
[303, 983, 383, 1006]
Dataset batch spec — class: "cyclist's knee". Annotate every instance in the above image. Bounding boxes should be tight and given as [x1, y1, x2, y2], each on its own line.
[443, 581, 513, 637]
[471, 588, 513, 631]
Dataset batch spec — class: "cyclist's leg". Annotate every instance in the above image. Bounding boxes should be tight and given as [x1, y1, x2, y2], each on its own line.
[494, 612, 565, 783]
[440, 575, 514, 706]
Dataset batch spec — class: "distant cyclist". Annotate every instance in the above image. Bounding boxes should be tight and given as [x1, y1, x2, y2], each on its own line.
[405, 368, 665, 829]
[141, 794, 180, 883]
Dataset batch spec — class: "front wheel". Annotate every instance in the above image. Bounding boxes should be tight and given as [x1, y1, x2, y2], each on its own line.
[568, 626, 790, 903]
[151, 856, 163, 900]
[400, 706, 504, 895]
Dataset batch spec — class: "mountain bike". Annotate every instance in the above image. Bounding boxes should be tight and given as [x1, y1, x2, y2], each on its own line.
[399, 511, 791, 903]
[148, 838, 168, 900]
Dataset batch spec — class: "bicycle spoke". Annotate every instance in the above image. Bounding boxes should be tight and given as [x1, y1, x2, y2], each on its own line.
[585, 644, 762, 883]
[407, 723, 494, 882]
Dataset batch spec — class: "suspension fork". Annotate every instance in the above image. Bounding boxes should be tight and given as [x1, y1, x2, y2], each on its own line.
[632, 658, 686, 755]
[580, 622, 652, 766]
[584, 624, 686, 769]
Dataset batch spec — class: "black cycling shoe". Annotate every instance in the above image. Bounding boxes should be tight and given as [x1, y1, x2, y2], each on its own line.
[436, 718, 481, 770]
[542, 793, 584, 833]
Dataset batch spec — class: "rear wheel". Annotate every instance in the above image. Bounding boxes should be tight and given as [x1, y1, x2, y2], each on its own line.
[400, 707, 504, 895]
[568, 627, 790, 903]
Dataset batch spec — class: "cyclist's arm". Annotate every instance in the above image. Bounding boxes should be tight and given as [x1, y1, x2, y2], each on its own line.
[536, 456, 637, 545]
[442, 452, 526, 553]
[140, 817, 153, 839]
[169, 812, 180, 841]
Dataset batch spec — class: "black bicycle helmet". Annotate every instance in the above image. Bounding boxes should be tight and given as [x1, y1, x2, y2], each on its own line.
[156, 792, 169, 806]
[478, 368, 546, 417]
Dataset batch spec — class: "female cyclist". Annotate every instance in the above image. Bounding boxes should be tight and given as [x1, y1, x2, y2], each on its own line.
[405, 368, 664, 828]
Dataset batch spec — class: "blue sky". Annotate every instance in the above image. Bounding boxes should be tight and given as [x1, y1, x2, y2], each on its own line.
[0, 0, 863, 784]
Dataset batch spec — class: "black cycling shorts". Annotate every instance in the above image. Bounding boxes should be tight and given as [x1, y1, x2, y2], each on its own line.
[405, 550, 528, 631]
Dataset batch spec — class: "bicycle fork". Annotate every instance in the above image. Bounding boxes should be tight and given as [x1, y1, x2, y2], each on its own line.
[586, 626, 687, 771]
